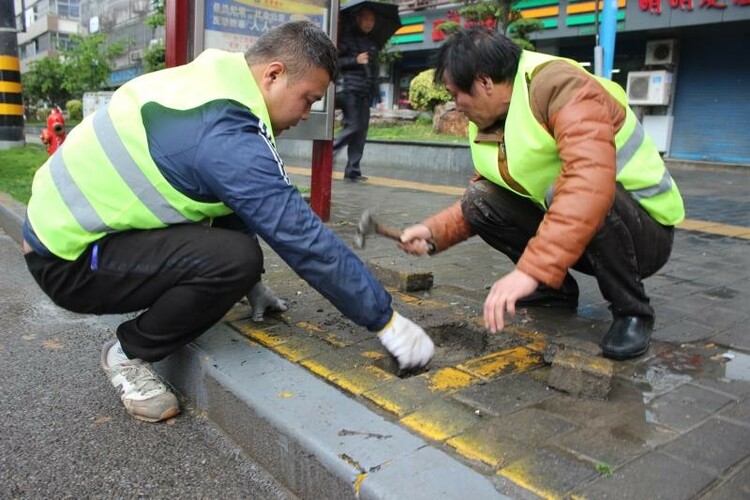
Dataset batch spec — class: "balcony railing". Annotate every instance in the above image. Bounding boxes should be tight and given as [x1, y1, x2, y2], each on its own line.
[394, 0, 459, 12]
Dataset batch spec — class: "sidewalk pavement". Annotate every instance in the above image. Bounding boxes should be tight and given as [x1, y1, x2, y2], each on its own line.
[1, 152, 749, 499]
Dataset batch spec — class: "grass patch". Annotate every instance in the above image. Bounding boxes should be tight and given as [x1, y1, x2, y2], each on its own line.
[367, 122, 466, 144]
[595, 462, 613, 477]
[0, 144, 47, 204]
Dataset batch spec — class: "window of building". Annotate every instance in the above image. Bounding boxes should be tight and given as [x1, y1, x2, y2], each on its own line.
[57, 0, 81, 19]
[55, 33, 73, 51]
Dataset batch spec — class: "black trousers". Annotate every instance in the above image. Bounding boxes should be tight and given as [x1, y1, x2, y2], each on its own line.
[333, 92, 371, 178]
[461, 180, 674, 320]
[25, 222, 263, 362]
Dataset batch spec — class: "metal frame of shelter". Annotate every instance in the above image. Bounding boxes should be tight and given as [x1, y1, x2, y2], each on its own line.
[165, 0, 339, 221]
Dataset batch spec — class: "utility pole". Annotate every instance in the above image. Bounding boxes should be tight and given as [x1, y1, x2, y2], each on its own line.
[0, 0, 24, 149]
[598, 0, 618, 79]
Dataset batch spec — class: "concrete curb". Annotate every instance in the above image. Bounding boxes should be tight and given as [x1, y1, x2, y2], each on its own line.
[156, 323, 507, 499]
[0, 192, 25, 246]
[1, 192, 505, 499]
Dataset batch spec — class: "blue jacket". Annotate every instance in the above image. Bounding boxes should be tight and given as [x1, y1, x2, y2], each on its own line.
[25, 100, 393, 331]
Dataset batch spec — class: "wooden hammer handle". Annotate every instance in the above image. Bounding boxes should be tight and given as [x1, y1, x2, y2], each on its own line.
[374, 223, 403, 242]
[376, 223, 437, 254]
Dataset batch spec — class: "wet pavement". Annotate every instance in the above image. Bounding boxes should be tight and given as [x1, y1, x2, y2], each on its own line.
[1, 148, 748, 498]
[228, 160, 750, 498]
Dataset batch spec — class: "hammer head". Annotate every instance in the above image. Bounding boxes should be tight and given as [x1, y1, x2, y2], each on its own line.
[354, 210, 376, 249]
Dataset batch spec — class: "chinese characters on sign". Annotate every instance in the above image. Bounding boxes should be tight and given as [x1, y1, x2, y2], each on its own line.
[204, 0, 327, 52]
[641, 0, 748, 14]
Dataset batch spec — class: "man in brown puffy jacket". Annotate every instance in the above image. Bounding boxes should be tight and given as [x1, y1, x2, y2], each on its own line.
[399, 27, 685, 360]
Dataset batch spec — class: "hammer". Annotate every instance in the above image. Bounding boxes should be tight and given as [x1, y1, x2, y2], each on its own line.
[355, 210, 435, 253]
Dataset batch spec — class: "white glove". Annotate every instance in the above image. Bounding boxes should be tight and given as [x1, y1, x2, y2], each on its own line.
[247, 282, 287, 322]
[378, 311, 435, 370]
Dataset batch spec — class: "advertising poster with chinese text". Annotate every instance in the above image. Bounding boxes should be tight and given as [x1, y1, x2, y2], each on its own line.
[204, 0, 329, 53]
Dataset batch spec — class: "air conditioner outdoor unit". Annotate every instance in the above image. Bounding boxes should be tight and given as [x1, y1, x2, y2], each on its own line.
[129, 49, 143, 63]
[626, 70, 673, 106]
[645, 39, 677, 65]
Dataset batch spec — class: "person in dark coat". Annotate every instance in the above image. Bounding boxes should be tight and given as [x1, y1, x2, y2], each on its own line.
[333, 6, 380, 182]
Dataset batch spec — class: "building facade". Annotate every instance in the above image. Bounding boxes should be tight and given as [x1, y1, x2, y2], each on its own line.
[15, 0, 81, 73]
[79, 0, 163, 86]
[387, 0, 750, 165]
[15, 0, 162, 88]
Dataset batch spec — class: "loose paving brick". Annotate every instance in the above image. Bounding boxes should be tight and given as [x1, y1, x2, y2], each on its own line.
[365, 258, 434, 292]
[542, 336, 602, 364]
[547, 350, 614, 399]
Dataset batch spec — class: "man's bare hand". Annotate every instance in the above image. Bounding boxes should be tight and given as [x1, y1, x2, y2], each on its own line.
[356, 52, 370, 64]
[399, 224, 433, 256]
[484, 269, 539, 333]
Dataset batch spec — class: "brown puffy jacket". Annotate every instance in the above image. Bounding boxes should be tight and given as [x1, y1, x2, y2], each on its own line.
[423, 60, 627, 289]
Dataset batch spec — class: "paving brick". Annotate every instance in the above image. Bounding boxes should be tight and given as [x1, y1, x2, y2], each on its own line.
[400, 398, 482, 442]
[490, 407, 579, 445]
[457, 343, 545, 380]
[534, 380, 676, 445]
[661, 418, 750, 474]
[647, 383, 735, 431]
[299, 338, 385, 380]
[700, 462, 750, 500]
[548, 350, 613, 399]
[497, 447, 597, 498]
[542, 336, 602, 364]
[366, 258, 434, 292]
[575, 451, 716, 499]
[712, 327, 750, 352]
[694, 377, 750, 399]
[230, 320, 330, 362]
[550, 427, 651, 467]
[721, 398, 750, 424]
[453, 373, 554, 417]
[361, 376, 439, 417]
[549, 350, 612, 399]
[653, 315, 715, 342]
[446, 420, 534, 468]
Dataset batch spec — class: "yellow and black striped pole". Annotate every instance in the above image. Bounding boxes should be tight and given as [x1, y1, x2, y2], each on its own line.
[1, 0, 24, 148]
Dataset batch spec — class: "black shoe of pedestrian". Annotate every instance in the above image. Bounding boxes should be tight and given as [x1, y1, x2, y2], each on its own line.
[516, 277, 579, 309]
[601, 315, 654, 360]
[344, 175, 368, 183]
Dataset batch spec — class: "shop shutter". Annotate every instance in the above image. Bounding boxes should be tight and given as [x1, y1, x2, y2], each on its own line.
[670, 32, 750, 165]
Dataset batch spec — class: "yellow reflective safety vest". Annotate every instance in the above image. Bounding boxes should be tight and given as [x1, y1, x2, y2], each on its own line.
[27, 49, 273, 260]
[469, 50, 684, 226]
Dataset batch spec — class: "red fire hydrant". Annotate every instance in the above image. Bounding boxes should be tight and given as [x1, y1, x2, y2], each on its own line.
[40, 107, 67, 155]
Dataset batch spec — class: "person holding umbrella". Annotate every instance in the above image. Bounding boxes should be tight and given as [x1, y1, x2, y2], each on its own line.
[334, 1, 400, 182]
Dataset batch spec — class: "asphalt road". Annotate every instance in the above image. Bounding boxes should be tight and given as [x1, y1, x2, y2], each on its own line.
[0, 230, 294, 499]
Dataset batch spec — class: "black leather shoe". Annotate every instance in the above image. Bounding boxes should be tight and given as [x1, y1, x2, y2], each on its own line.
[517, 277, 579, 309]
[601, 315, 654, 360]
[344, 175, 368, 183]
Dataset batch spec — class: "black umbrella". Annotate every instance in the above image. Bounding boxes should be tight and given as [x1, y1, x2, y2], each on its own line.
[340, 0, 402, 49]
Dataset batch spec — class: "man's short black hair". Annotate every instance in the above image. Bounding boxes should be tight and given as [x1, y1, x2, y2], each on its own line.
[434, 27, 522, 93]
[246, 21, 338, 82]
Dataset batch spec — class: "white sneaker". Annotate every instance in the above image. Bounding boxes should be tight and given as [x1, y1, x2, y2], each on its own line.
[100, 339, 180, 423]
